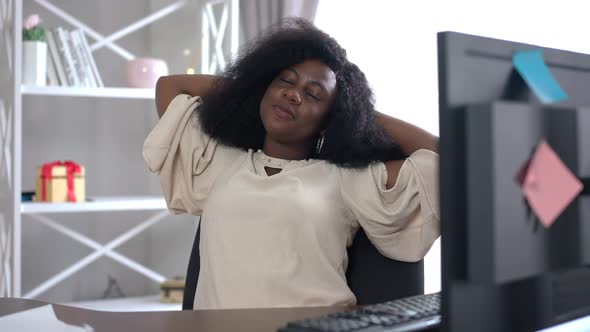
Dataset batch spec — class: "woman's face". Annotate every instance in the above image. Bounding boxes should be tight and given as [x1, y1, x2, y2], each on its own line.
[259, 59, 337, 148]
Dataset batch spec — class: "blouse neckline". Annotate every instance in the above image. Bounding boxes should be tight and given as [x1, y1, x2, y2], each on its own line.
[253, 149, 320, 170]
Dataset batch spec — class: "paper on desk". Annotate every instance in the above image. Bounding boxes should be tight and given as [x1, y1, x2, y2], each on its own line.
[512, 49, 568, 103]
[518, 140, 583, 228]
[0, 305, 94, 332]
[538, 314, 590, 331]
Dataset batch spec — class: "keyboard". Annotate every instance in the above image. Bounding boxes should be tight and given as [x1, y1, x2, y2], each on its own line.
[278, 292, 441, 332]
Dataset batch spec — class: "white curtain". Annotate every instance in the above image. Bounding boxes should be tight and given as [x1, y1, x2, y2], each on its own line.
[239, 0, 320, 46]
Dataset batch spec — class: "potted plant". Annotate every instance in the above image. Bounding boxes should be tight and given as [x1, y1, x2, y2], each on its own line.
[22, 14, 47, 86]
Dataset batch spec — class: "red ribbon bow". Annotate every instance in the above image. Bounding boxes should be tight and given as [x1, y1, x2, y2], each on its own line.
[41, 160, 82, 202]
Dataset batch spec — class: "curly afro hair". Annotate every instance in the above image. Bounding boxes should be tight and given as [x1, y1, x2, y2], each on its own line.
[198, 17, 405, 168]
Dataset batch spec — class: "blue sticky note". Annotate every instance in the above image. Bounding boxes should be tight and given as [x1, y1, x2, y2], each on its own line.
[512, 49, 569, 103]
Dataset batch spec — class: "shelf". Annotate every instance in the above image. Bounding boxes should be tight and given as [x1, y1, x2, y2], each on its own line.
[64, 295, 181, 312]
[21, 85, 155, 99]
[21, 196, 167, 214]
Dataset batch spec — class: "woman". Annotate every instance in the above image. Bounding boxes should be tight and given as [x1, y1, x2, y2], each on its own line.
[143, 18, 439, 310]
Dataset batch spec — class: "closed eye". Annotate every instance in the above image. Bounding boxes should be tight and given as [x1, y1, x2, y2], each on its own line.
[280, 78, 293, 85]
[306, 92, 320, 101]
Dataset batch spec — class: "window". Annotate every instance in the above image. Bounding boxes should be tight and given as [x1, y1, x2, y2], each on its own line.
[316, 0, 589, 293]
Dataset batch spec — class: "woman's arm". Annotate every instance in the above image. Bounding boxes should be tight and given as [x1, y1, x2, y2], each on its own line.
[155, 74, 219, 118]
[376, 112, 439, 189]
[375, 112, 438, 156]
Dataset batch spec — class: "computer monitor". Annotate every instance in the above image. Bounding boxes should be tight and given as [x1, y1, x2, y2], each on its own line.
[438, 32, 590, 331]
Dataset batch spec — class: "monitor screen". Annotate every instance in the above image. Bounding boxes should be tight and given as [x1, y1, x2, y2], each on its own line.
[438, 31, 590, 331]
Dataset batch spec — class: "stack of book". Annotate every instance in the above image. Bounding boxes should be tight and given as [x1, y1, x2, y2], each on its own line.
[45, 27, 104, 88]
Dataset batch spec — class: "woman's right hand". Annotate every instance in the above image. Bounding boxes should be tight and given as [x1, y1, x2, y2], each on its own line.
[155, 74, 219, 118]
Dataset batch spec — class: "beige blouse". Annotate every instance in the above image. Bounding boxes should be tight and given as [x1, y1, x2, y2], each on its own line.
[143, 94, 440, 310]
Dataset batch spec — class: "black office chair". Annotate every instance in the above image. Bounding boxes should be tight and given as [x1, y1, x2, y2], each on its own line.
[182, 222, 424, 310]
[345, 228, 424, 305]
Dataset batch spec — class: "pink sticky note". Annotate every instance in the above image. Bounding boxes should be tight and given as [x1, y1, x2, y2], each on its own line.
[516, 157, 532, 186]
[520, 140, 583, 228]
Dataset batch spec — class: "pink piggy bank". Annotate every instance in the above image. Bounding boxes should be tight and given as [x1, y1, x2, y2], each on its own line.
[125, 58, 169, 88]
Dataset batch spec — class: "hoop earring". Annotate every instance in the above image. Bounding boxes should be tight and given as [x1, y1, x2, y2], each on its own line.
[316, 131, 325, 155]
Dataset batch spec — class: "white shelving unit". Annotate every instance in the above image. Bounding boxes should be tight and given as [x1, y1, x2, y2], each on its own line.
[0, 0, 239, 302]
[65, 294, 181, 312]
[21, 85, 155, 99]
[21, 196, 168, 214]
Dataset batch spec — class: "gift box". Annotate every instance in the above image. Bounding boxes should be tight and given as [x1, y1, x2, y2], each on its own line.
[35, 161, 85, 203]
[160, 278, 185, 303]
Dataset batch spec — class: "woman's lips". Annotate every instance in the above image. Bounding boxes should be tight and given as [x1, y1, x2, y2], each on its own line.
[272, 105, 295, 120]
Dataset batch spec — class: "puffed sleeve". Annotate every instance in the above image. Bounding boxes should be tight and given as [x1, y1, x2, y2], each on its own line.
[142, 94, 243, 215]
[339, 149, 440, 262]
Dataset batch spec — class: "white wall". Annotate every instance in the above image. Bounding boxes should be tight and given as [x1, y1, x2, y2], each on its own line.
[315, 0, 590, 294]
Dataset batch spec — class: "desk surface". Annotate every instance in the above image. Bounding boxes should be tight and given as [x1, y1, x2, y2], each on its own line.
[0, 297, 348, 332]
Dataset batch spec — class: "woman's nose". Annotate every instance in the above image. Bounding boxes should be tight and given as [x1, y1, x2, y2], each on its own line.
[283, 88, 302, 104]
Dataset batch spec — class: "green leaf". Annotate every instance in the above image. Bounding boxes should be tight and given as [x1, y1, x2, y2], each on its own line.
[22, 26, 46, 42]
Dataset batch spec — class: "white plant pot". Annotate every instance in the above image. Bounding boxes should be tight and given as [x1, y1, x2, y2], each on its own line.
[22, 41, 47, 86]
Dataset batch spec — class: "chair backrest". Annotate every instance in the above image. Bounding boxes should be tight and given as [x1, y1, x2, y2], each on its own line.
[345, 228, 424, 305]
[182, 223, 424, 310]
[183, 224, 201, 310]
